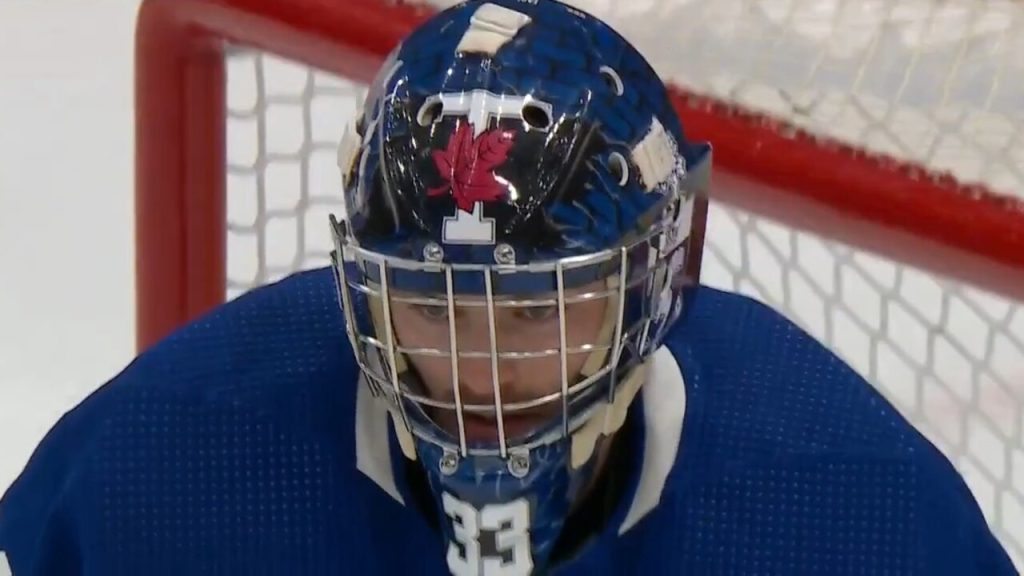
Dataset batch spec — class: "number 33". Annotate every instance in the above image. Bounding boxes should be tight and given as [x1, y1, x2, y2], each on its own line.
[442, 493, 533, 576]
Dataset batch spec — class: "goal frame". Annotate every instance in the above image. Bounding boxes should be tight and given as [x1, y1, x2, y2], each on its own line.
[134, 0, 1024, 350]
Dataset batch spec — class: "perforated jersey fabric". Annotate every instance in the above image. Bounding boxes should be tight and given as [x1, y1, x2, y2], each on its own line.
[0, 268, 1014, 575]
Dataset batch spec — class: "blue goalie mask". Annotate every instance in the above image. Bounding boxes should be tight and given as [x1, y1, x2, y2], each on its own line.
[329, 1, 711, 573]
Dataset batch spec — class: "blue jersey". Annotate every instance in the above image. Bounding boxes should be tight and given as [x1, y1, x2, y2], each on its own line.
[0, 268, 1014, 575]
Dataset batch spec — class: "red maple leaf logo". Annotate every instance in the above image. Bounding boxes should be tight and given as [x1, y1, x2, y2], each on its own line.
[428, 123, 515, 213]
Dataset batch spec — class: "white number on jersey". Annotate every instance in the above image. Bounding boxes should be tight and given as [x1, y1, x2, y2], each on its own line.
[0, 551, 11, 576]
[442, 492, 533, 576]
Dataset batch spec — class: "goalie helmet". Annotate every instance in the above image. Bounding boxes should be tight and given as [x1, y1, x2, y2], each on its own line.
[330, 0, 711, 572]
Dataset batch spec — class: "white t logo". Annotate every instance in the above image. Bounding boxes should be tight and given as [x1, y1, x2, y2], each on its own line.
[438, 90, 534, 138]
[0, 551, 12, 576]
[443, 202, 496, 245]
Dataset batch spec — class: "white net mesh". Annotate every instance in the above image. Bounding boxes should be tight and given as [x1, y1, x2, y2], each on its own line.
[223, 0, 1024, 567]
[603, 0, 1024, 197]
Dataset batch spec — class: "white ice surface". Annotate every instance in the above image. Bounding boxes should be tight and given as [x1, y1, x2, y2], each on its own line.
[0, 0, 141, 494]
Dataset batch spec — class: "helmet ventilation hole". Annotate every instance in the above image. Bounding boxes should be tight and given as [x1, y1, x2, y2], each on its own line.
[609, 152, 629, 186]
[600, 66, 624, 96]
[417, 97, 444, 127]
[522, 103, 552, 131]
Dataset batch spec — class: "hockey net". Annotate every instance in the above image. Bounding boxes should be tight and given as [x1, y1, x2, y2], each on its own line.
[134, 0, 1024, 566]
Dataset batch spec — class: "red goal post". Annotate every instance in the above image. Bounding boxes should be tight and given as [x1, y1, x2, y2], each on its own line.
[136, 0, 423, 349]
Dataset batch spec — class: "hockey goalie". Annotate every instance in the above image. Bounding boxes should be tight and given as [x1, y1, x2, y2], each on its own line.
[0, 1, 1015, 574]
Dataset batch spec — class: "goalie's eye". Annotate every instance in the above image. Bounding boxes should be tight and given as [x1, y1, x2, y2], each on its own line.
[517, 305, 557, 322]
[413, 304, 450, 322]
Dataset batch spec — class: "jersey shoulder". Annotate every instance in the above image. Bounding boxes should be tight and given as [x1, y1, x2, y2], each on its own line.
[0, 268, 443, 574]
[666, 284, 920, 455]
[164, 267, 353, 399]
[641, 285, 1015, 575]
[54, 266, 359, 452]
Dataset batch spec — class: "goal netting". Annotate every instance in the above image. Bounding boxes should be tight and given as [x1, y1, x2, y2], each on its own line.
[135, 0, 1024, 566]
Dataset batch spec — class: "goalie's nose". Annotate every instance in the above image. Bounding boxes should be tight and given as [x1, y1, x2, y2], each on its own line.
[454, 354, 524, 407]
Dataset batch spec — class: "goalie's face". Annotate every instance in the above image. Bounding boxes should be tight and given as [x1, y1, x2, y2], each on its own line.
[387, 280, 613, 445]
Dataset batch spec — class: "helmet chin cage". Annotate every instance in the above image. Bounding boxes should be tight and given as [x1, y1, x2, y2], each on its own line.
[329, 0, 710, 572]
